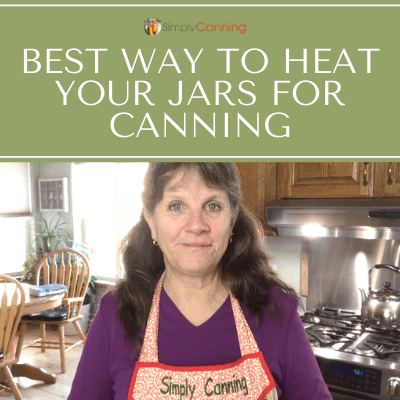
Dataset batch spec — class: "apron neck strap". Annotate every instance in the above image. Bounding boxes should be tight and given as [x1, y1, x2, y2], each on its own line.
[138, 271, 259, 363]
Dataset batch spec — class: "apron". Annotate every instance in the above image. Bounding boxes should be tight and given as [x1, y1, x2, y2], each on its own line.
[128, 273, 279, 400]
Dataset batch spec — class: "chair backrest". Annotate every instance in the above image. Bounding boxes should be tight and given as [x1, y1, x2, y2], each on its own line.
[35, 249, 90, 318]
[0, 275, 25, 358]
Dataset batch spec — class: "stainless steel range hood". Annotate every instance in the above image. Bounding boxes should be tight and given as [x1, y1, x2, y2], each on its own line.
[266, 198, 400, 240]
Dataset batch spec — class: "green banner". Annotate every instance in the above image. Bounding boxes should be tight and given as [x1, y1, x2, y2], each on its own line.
[1, 3, 399, 160]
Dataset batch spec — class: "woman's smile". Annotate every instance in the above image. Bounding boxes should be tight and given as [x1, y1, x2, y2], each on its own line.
[179, 243, 213, 254]
[181, 243, 212, 248]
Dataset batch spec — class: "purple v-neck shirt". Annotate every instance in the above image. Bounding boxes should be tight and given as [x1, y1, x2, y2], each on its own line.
[68, 287, 332, 400]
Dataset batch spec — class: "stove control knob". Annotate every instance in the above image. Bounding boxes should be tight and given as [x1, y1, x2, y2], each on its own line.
[387, 378, 400, 397]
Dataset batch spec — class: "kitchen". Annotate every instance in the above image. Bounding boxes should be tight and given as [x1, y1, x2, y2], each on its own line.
[1, 161, 400, 399]
[237, 162, 400, 400]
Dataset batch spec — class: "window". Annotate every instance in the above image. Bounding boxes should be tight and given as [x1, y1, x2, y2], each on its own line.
[71, 163, 148, 279]
[0, 218, 31, 275]
[0, 162, 32, 276]
[0, 163, 31, 216]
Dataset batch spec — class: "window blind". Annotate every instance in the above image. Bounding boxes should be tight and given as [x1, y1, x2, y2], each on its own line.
[0, 162, 31, 215]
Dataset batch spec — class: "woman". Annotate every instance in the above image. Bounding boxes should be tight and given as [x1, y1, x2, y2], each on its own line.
[68, 162, 332, 400]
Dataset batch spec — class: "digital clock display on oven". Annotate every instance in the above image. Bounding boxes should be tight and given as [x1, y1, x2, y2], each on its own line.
[329, 363, 364, 377]
[317, 358, 382, 395]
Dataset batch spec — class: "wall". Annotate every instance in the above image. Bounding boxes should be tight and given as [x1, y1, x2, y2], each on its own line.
[264, 236, 306, 311]
[306, 237, 400, 312]
[265, 235, 400, 314]
[31, 162, 74, 245]
[28, 162, 40, 246]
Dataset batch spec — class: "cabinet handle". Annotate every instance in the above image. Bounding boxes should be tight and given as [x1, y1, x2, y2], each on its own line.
[362, 162, 369, 187]
[387, 162, 394, 186]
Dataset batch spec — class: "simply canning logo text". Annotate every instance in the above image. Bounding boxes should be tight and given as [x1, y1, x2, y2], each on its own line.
[142, 20, 247, 35]
[163, 22, 246, 34]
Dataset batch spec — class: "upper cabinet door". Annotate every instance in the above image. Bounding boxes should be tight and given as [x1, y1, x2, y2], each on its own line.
[235, 162, 277, 235]
[374, 162, 400, 197]
[278, 162, 374, 198]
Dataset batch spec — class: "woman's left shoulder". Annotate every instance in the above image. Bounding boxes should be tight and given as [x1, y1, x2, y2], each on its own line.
[248, 285, 300, 330]
[268, 285, 299, 314]
[241, 285, 299, 330]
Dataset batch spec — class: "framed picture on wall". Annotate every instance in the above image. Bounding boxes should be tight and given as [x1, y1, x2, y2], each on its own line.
[38, 178, 69, 212]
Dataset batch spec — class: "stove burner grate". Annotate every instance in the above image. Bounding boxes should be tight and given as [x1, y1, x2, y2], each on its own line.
[356, 336, 400, 360]
[302, 308, 364, 329]
[303, 307, 400, 360]
[306, 324, 362, 350]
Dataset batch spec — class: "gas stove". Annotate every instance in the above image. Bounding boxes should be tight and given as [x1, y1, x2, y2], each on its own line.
[302, 308, 400, 400]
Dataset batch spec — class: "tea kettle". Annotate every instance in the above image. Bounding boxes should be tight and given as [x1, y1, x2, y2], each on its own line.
[359, 264, 400, 329]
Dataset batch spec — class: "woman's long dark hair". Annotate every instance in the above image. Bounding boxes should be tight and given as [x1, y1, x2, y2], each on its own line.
[115, 163, 298, 349]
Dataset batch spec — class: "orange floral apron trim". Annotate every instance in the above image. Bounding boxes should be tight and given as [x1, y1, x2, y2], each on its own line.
[128, 272, 278, 400]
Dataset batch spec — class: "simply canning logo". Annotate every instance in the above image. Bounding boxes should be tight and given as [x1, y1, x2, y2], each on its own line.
[143, 18, 246, 35]
[144, 18, 162, 36]
[164, 22, 246, 34]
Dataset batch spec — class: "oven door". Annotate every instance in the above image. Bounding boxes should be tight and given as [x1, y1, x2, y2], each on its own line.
[330, 388, 380, 400]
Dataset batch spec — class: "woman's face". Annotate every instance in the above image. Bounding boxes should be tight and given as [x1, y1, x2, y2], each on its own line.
[145, 170, 233, 278]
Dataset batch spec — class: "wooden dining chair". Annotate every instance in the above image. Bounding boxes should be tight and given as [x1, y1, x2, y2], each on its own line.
[0, 274, 25, 400]
[16, 249, 90, 373]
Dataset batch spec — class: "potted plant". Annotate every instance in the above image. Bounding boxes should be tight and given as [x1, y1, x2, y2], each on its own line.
[21, 214, 71, 282]
[21, 247, 40, 282]
[34, 213, 71, 253]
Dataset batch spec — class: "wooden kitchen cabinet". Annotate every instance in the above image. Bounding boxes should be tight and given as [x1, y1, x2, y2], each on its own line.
[277, 162, 374, 199]
[235, 163, 277, 235]
[236, 162, 400, 235]
[373, 162, 400, 197]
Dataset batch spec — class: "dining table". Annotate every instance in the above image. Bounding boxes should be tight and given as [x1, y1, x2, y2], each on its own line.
[0, 282, 65, 384]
